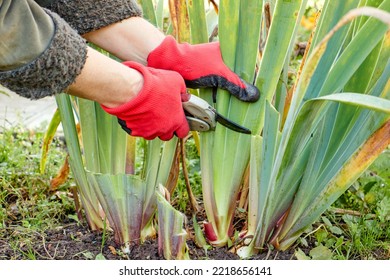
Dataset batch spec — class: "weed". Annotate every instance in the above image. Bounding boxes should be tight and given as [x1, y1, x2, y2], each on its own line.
[1, 127, 76, 259]
[0, 127, 73, 230]
[296, 149, 390, 260]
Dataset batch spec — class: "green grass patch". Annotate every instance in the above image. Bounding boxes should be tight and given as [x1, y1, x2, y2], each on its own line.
[0, 127, 74, 231]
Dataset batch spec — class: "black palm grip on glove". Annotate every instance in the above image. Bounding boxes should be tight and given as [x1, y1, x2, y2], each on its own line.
[147, 36, 260, 103]
[186, 76, 259, 102]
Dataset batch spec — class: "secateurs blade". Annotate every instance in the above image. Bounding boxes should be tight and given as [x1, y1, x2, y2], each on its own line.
[182, 94, 251, 134]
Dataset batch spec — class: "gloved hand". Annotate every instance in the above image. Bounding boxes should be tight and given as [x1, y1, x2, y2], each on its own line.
[101, 61, 190, 141]
[147, 36, 260, 102]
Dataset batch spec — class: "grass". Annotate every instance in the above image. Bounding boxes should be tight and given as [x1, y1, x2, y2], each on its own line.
[0, 126, 389, 260]
[295, 149, 390, 260]
[0, 127, 75, 230]
[0, 126, 76, 259]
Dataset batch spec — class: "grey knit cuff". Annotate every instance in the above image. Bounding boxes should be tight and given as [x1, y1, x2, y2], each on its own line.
[0, 9, 87, 99]
[44, 0, 143, 35]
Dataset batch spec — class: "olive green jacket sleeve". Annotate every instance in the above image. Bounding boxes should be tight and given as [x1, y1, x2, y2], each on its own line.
[0, 0, 87, 99]
[0, 0, 54, 70]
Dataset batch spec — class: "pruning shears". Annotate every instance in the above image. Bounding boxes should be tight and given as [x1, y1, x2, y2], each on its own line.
[182, 94, 251, 134]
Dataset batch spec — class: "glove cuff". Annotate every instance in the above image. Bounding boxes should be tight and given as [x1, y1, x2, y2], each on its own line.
[43, 0, 142, 35]
[101, 62, 153, 116]
[0, 9, 87, 99]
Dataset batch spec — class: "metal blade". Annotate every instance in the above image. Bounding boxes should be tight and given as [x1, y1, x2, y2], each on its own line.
[214, 110, 252, 134]
[183, 95, 216, 130]
[186, 116, 210, 132]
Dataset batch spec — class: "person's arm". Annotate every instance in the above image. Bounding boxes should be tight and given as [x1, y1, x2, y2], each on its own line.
[68, 47, 142, 108]
[39, 0, 260, 102]
[0, 0, 188, 140]
[36, 0, 154, 64]
[83, 17, 165, 65]
[84, 17, 260, 102]
[0, 0, 139, 107]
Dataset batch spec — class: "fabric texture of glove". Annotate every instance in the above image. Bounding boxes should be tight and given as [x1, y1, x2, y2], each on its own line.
[38, 0, 142, 35]
[101, 61, 190, 141]
[0, 9, 87, 99]
[147, 35, 260, 102]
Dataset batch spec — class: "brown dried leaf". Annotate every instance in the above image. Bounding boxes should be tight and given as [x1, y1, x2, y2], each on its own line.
[50, 156, 70, 191]
[108, 245, 117, 255]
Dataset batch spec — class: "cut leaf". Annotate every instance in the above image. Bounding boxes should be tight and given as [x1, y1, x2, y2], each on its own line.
[157, 185, 189, 260]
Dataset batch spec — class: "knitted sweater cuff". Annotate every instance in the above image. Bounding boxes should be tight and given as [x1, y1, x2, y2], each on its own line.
[43, 0, 143, 35]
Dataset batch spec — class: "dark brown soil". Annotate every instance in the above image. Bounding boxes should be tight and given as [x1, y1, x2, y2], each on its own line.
[0, 222, 298, 260]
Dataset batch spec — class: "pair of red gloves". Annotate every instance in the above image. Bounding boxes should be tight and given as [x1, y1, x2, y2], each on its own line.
[101, 36, 260, 141]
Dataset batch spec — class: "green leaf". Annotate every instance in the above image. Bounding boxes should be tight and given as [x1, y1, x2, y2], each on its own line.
[309, 245, 333, 260]
[363, 181, 377, 193]
[251, 102, 281, 246]
[300, 237, 309, 247]
[313, 93, 390, 114]
[156, 186, 189, 260]
[192, 215, 210, 250]
[87, 171, 156, 252]
[156, 0, 166, 30]
[335, 236, 344, 248]
[322, 216, 332, 227]
[56, 94, 104, 230]
[306, 0, 361, 100]
[40, 109, 61, 174]
[139, 0, 157, 26]
[82, 251, 94, 260]
[295, 248, 310, 260]
[95, 253, 106, 260]
[200, 0, 307, 247]
[242, 3, 390, 254]
[315, 229, 328, 243]
[318, 4, 390, 97]
[199, 0, 264, 246]
[378, 196, 390, 222]
[187, 0, 208, 44]
[329, 226, 343, 235]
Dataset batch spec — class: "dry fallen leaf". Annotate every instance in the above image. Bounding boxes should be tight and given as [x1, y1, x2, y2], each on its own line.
[109, 245, 117, 255]
[50, 156, 70, 191]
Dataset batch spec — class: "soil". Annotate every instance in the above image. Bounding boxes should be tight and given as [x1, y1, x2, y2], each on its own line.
[0, 222, 299, 260]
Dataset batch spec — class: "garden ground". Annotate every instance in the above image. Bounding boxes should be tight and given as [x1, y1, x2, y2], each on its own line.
[0, 218, 301, 260]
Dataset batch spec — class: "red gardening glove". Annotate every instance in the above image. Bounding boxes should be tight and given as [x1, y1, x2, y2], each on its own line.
[101, 61, 190, 141]
[147, 36, 260, 102]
